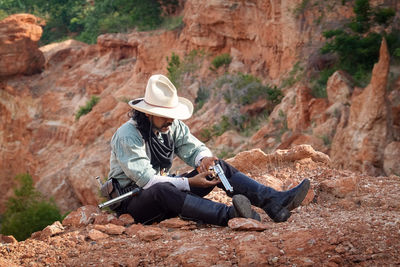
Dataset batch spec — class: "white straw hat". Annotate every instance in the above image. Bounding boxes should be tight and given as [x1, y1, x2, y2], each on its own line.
[129, 74, 193, 120]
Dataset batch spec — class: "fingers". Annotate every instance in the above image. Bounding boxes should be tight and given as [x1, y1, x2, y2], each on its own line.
[198, 163, 210, 173]
[199, 156, 219, 173]
[191, 171, 220, 188]
[207, 178, 220, 186]
[202, 171, 220, 186]
[200, 170, 213, 177]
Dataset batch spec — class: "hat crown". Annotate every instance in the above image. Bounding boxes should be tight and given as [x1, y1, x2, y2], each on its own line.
[129, 74, 193, 120]
[145, 74, 178, 108]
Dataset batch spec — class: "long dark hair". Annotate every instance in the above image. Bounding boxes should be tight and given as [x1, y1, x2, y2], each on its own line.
[128, 100, 174, 171]
[128, 100, 151, 136]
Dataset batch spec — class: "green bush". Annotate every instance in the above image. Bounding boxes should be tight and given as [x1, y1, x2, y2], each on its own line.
[386, 30, 400, 59]
[199, 116, 231, 141]
[394, 48, 400, 59]
[210, 73, 283, 136]
[0, 0, 181, 45]
[0, 9, 8, 20]
[281, 62, 304, 88]
[316, 0, 400, 96]
[373, 7, 396, 25]
[0, 174, 63, 241]
[211, 53, 232, 70]
[349, 0, 371, 33]
[160, 15, 183, 31]
[194, 86, 210, 112]
[321, 31, 381, 75]
[222, 73, 283, 105]
[76, 0, 163, 43]
[75, 95, 100, 121]
[166, 50, 206, 89]
[166, 52, 181, 87]
[311, 67, 336, 98]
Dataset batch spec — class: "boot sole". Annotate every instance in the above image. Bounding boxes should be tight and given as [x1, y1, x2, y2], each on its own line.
[232, 194, 254, 219]
[285, 179, 310, 211]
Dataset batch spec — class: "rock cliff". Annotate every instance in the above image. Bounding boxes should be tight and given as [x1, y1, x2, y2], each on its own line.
[0, 0, 399, 217]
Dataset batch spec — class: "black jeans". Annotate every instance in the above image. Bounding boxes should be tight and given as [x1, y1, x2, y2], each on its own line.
[116, 160, 239, 224]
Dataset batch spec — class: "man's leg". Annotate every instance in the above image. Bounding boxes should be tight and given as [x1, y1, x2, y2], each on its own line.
[216, 160, 310, 222]
[121, 182, 259, 226]
[123, 182, 186, 224]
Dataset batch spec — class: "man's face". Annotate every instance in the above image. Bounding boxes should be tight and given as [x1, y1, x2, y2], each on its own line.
[147, 114, 174, 133]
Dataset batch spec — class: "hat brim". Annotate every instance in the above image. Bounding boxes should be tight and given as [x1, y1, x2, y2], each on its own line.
[129, 97, 193, 120]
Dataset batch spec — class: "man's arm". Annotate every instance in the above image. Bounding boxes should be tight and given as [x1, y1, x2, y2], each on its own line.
[173, 120, 214, 168]
[112, 128, 156, 188]
[143, 175, 189, 191]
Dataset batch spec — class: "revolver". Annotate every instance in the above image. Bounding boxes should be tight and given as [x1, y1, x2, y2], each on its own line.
[210, 163, 234, 193]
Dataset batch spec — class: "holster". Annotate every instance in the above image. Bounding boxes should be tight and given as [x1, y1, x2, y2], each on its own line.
[100, 178, 138, 210]
[100, 178, 123, 209]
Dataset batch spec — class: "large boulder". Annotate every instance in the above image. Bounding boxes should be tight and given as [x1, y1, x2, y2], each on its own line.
[0, 14, 45, 77]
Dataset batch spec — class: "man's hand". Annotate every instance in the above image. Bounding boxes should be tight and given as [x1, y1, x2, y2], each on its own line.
[197, 156, 218, 173]
[188, 171, 220, 188]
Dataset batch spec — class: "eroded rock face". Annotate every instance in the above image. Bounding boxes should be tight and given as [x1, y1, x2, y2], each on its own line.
[326, 70, 353, 105]
[330, 39, 391, 176]
[383, 142, 400, 176]
[0, 0, 398, 215]
[286, 85, 313, 132]
[0, 14, 44, 76]
[182, 0, 311, 79]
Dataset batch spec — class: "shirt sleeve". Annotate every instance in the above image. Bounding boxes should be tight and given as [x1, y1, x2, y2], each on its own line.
[172, 120, 213, 167]
[142, 175, 190, 191]
[113, 134, 155, 188]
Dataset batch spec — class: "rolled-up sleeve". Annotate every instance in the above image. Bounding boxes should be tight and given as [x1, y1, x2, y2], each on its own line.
[111, 128, 155, 187]
[173, 120, 212, 167]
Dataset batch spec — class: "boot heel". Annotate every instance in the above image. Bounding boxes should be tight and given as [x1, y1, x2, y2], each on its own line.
[232, 194, 261, 221]
[272, 207, 291, 222]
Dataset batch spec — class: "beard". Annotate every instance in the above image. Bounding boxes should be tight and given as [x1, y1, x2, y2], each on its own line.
[152, 122, 173, 134]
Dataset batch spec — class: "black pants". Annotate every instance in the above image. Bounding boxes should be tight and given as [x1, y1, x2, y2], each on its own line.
[116, 160, 239, 224]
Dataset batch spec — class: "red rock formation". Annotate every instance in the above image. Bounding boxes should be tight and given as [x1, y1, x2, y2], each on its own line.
[0, 14, 44, 76]
[383, 141, 400, 175]
[330, 39, 391, 176]
[326, 70, 353, 105]
[182, 0, 315, 79]
[0, 0, 399, 215]
[287, 85, 313, 132]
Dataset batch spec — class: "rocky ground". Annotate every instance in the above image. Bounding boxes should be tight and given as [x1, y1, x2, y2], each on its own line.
[0, 147, 399, 266]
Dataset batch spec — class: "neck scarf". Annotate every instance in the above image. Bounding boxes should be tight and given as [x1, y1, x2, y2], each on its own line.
[135, 118, 174, 172]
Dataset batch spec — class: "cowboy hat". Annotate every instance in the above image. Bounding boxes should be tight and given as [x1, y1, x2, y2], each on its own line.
[129, 74, 193, 120]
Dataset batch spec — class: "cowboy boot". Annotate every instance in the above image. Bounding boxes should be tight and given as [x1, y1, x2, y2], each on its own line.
[228, 172, 310, 222]
[180, 194, 260, 226]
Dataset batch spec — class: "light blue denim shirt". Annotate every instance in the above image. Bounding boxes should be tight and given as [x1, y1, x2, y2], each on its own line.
[108, 119, 211, 188]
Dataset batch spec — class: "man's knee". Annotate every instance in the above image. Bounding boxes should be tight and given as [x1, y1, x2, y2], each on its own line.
[216, 159, 238, 176]
[149, 182, 178, 194]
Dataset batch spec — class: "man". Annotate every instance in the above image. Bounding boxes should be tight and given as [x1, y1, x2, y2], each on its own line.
[108, 74, 310, 226]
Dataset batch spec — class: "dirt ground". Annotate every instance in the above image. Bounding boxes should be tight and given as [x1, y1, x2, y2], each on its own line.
[0, 160, 399, 267]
